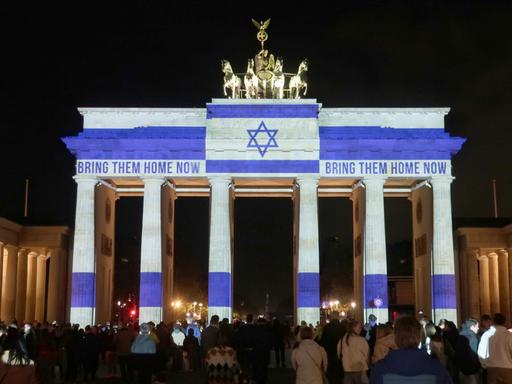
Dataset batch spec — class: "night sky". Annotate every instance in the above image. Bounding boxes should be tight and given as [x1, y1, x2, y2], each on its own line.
[1, 2, 512, 315]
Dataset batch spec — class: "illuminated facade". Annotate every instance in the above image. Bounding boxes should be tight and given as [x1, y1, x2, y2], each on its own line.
[0, 217, 70, 323]
[456, 222, 512, 321]
[62, 100, 465, 326]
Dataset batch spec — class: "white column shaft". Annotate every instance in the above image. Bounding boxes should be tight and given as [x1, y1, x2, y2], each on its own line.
[25, 252, 38, 321]
[431, 176, 457, 323]
[139, 177, 164, 324]
[363, 177, 388, 323]
[70, 177, 97, 327]
[208, 176, 232, 322]
[1, 245, 17, 321]
[296, 176, 320, 326]
[478, 255, 491, 315]
[498, 250, 510, 319]
[488, 252, 500, 314]
[15, 249, 28, 321]
[35, 255, 48, 321]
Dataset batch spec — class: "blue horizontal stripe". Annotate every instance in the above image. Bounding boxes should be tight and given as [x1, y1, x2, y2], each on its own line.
[298, 273, 320, 308]
[81, 127, 206, 138]
[140, 272, 162, 307]
[364, 274, 388, 309]
[207, 104, 319, 119]
[432, 274, 456, 309]
[71, 272, 95, 308]
[319, 127, 448, 139]
[208, 272, 231, 307]
[206, 160, 319, 173]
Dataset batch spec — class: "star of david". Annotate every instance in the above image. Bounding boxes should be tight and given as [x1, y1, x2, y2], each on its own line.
[246, 121, 278, 157]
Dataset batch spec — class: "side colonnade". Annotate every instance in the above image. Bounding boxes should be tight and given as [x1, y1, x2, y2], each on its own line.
[70, 173, 458, 327]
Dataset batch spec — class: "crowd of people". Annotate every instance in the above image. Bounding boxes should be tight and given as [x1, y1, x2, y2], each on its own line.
[0, 311, 511, 383]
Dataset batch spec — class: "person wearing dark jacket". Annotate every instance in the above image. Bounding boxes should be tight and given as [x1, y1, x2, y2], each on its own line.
[320, 311, 345, 384]
[370, 316, 452, 384]
[456, 319, 481, 384]
[201, 315, 220, 359]
[252, 318, 273, 384]
[81, 325, 100, 383]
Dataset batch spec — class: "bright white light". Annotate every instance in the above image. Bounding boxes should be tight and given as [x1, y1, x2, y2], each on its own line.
[351, 301, 356, 309]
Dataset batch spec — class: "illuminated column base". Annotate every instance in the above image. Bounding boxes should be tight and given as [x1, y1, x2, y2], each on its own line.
[297, 308, 320, 326]
[208, 306, 231, 322]
[70, 307, 95, 328]
[140, 307, 162, 324]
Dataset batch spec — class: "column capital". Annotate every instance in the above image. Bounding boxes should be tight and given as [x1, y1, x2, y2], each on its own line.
[73, 175, 98, 184]
[37, 253, 50, 261]
[362, 176, 387, 187]
[208, 175, 232, 185]
[488, 251, 498, 259]
[296, 175, 319, 186]
[467, 248, 480, 260]
[498, 249, 509, 257]
[429, 175, 454, 185]
[27, 251, 38, 259]
[477, 254, 489, 261]
[141, 176, 166, 184]
[17, 248, 28, 257]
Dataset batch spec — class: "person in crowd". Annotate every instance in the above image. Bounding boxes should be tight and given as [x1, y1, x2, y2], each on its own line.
[425, 323, 448, 366]
[220, 318, 235, 347]
[183, 328, 201, 372]
[0, 337, 38, 384]
[155, 322, 170, 372]
[363, 314, 378, 355]
[185, 317, 201, 343]
[115, 324, 136, 382]
[169, 322, 185, 371]
[337, 319, 369, 384]
[478, 313, 512, 384]
[234, 314, 257, 379]
[65, 324, 82, 383]
[131, 323, 157, 384]
[22, 323, 36, 361]
[202, 315, 220, 359]
[476, 314, 491, 340]
[252, 317, 273, 384]
[372, 324, 396, 364]
[370, 316, 452, 384]
[319, 311, 345, 384]
[291, 326, 328, 384]
[82, 325, 100, 383]
[206, 331, 240, 384]
[456, 318, 481, 384]
[271, 318, 286, 368]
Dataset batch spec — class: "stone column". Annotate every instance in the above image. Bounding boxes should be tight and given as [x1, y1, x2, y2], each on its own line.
[24, 252, 38, 322]
[46, 248, 64, 323]
[0, 242, 3, 317]
[15, 248, 29, 321]
[466, 249, 481, 318]
[497, 250, 510, 319]
[363, 177, 388, 323]
[70, 176, 97, 327]
[430, 176, 457, 323]
[208, 176, 233, 322]
[296, 176, 320, 326]
[1, 245, 18, 321]
[478, 254, 491, 315]
[139, 177, 164, 324]
[35, 254, 49, 321]
[488, 252, 500, 314]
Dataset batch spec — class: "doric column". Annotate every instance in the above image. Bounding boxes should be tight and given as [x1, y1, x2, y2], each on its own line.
[478, 254, 491, 315]
[363, 177, 388, 323]
[24, 252, 38, 321]
[466, 249, 481, 318]
[498, 249, 510, 319]
[139, 177, 164, 324]
[0, 242, 3, 317]
[70, 176, 97, 327]
[296, 176, 320, 326]
[208, 176, 233, 322]
[15, 248, 29, 321]
[1, 245, 18, 321]
[488, 252, 500, 314]
[35, 254, 49, 321]
[46, 248, 63, 323]
[430, 176, 457, 323]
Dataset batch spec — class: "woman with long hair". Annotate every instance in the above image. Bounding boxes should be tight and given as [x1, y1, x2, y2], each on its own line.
[337, 319, 369, 384]
[0, 337, 38, 384]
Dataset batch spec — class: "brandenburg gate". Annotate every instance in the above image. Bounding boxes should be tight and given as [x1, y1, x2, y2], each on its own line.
[63, 20, 465, 327]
